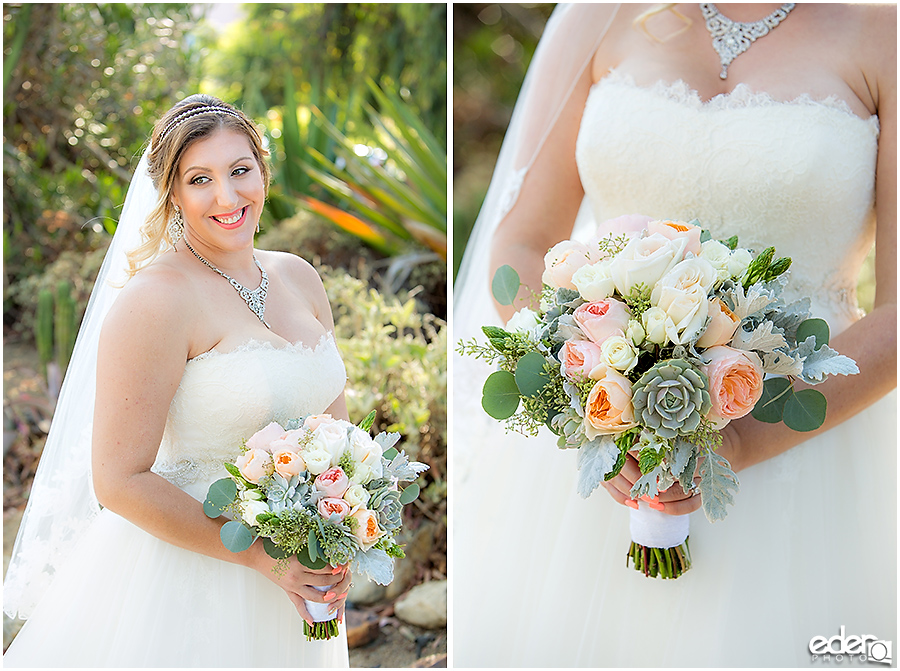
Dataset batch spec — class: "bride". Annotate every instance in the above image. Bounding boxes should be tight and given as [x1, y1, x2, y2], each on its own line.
[453, 3, 895, 666]
[4, 95, 351, 666]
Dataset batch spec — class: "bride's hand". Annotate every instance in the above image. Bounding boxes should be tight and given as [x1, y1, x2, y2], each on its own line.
[599, 425, 743, 516]
[247, 546, 351, 624]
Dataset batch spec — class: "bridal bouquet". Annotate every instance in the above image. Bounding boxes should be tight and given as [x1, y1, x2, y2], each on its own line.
[204, 411, 428, 639]
[458, 215, 858, 578]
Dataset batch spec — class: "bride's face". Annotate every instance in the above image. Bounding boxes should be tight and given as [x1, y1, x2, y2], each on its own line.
[171, 127, 265, 253]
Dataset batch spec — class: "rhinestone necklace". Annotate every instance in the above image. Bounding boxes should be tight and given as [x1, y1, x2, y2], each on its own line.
[700, 3, 795, 80]
[184, 238, 270, 329]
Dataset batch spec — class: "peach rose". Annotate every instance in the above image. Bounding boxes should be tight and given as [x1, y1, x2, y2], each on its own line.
[314, 466, 350, 498]
[351, 509, 386, 550]
[701, 346, 764, 426]
[246, 422, 286, 452]
[573, 298, 632, 346]
[559, 339, 604, 380]
[696, 298, 741, 348]
[272, 448, 306, 478]
[594, 213, 654, 239]
[542, 240, 591, 290]
[303, 414, 335, 431]
[647, 219, 703, 257]
[583, 364, 639, 439]
[317, 497, 351, 522]
[235, 448, 273, 484]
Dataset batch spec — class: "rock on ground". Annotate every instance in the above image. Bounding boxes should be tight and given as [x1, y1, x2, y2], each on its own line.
[394, 580, 447, 629]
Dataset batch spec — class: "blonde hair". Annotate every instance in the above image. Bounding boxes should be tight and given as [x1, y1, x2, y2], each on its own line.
[124, 94, 271, 277]
[633, 4, 692, 43]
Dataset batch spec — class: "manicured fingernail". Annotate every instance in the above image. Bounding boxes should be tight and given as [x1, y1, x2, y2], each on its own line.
[624, 499, 639, 510]
[649, 501, 666, 512]
[324, 591, 336, 601]
[331, 566, 342, 575]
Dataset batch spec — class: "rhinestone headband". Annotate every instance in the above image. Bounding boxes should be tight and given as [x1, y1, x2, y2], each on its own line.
[155, 105, 246, 146]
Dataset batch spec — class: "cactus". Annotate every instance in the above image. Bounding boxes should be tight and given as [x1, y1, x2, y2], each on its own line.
[35, 289, 54, 377]
[54, 280, 76, 373]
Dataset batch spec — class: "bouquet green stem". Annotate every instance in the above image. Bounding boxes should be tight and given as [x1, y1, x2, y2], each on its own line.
[304, 618, 341, 641]
[626, 538, 692, 579]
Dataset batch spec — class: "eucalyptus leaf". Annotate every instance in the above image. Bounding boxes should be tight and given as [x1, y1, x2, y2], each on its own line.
[204, 478, 238, 519]
[220, 520, 255, 553]
[263, 537, 291, 560]
[398, 483, 420, 505]
[796, 318, 829, 350]
[491, 265, 520, 306]
[514, 351, 550, 398]
[296, 543, 328, 570]
[751, 377, 793, 424]
[481, 370, 520, 419]
[783, 388, 827, 432]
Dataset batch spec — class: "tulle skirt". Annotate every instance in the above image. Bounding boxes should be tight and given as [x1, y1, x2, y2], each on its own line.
[4, 509, 349, 668]
[452, 385, 896, 667]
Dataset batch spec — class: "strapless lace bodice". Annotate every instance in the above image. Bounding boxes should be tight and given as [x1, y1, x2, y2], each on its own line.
[575, 70, 880, 329]
[151, 333, 346, 499]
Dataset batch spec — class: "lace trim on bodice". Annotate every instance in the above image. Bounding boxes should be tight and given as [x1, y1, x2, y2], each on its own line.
[598, 69, 880, 131]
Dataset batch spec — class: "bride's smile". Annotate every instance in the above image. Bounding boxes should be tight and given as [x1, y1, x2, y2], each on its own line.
[172, 127, 265, 258]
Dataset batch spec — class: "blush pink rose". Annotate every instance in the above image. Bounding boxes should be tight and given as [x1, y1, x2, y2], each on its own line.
[647, 219, 703, 257]
[235, 448, 273, 484]
[583, 364, 639, 439]
[542, 240, 591, 290]
[696, 298, 741, 348]
[246, 422, 286, 452]
[315, 466, 350, 498]
[272, 448, 306, 478]
[573, 298, 632, 345]
[317, 497, 351, 521]
[559, 339, 604, 380]
[701, 346, 764, 426]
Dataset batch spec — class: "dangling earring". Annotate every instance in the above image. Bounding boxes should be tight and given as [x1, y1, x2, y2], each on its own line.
[167, 206, 184, 248]
[256, 220, 260, 234]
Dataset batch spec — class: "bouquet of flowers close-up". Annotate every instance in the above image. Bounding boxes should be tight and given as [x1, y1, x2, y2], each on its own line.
[204, 411, 428, 639]
[459, 215, 858, 578]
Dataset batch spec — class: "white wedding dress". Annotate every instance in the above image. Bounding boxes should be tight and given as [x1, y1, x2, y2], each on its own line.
[4, 334, 351, 667]
[453, 70, 896, 667]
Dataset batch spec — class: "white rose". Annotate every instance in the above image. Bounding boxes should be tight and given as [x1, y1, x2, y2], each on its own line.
[240, 488, 264, 502]
[625, 319, 645, 346]
[239, 499, 270, 527]
[303, 447, 333, 475]
[699, 240, 732, 282]
[350, 462, 374, 485]
[542, 240, 591, 290]
[651, 282, 709, 345]
[597, 335, 639, 374]
[571, 260, 616, 301]
[727, 248, 754, 279]
[642, 307, 669, 345]
[314, 422, 349, 466]
[343, 483, 371, 508]
[349, 429, 384, 480]
[505, 307, 541, 335]
[608, 233, 687, 297]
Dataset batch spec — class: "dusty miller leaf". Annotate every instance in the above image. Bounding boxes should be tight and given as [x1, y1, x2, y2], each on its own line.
[677, 449, 698, 495]
[384, 451, 429, 482]
[697, 448, 740, 522]
[761, 349, 804, 376]
[576, 436, 618, 498]
[351, 547, 394, 586]
[799, 344, 859, 384]
[669, 438, 694, 479]
[375, 432, 401, 452]
[731, 320, 788, 354]
[630, 464, 664, 500]
[725, 282, 780, 321]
